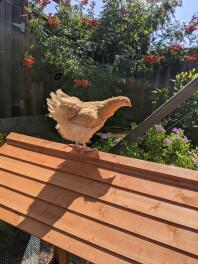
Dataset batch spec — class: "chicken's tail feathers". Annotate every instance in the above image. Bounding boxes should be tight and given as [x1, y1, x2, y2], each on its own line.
[47, 90, 64, 119]
[56, 89, 70, 99]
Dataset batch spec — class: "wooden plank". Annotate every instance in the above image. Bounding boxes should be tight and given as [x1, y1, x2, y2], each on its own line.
[0, 169, 197, 255]
[0, 207, 132, 264]
[0, 156, 197, 230]
[6, 133, 198, 189]
[55, 248, 69, 264]
[0, 186, 197, 264]
[112, 77, 198, 152]
[1, 144, 198, 209]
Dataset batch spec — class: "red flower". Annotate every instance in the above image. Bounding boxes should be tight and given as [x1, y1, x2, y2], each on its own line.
[35, 0, 51, 7]
[81, 0, 88, 4]
[74, 79, 89, 88]
[185, 23, 198, 34]
[192, 54, 198, 60]
[143, 55, 164, 64]
[23, 56, 35, 69]
[169, 44, 183, 53]
[48, 13, 60, 27]
[82, 18, 97, 27]
[183, 56, 197, 61]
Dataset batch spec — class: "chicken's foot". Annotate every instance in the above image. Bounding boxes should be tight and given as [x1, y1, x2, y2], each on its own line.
[75, 142, 81, 150]
[82, 144, 97, 153]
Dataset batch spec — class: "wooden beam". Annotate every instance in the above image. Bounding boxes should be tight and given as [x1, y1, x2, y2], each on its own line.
[55, 248, 69, 264]
[112, 77, 198, 153]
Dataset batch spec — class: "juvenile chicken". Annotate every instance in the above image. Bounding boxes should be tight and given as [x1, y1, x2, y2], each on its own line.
[47, 89, 132, 152]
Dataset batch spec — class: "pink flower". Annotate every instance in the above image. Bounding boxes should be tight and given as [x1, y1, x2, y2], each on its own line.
[185, 23, 198, 34]
[35, 0, 51, 7]
[81, 0, 88, 5]
[100, 133, 109, 140]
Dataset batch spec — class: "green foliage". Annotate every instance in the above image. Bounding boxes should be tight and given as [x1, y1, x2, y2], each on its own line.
[94, 134, 117, 152]
[150, 69, 198, 143]
[0, 133, 6, 146]
[27, 0, 197, 81]
[27, 1, 197, 127]
[95, 127, 198, 170]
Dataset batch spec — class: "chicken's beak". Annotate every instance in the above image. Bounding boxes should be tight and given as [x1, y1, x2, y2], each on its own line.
[128, 101, 132, 107]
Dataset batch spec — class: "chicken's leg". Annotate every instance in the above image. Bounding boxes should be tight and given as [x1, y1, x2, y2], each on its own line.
[82, 144, 97, 152]
[74, 142, 81, 150]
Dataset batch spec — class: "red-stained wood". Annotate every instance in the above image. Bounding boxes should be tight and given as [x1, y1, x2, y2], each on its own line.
[1, 145, 198, 210]
[55, 248, 69, 264]
[0, 155, 197, 229]
[0, 207, 132, 264]
[0, 186, 197, 264]
[0, 133, 197, 264]
[6, 133, 198, 187]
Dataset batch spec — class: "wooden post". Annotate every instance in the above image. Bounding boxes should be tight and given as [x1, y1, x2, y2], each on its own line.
[55, 247, 70, 264]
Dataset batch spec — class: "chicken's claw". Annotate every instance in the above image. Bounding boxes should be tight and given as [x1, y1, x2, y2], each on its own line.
[82, 144, 97, 153]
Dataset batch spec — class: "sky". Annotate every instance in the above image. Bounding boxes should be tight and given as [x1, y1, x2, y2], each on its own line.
[45, 0, 198, 22]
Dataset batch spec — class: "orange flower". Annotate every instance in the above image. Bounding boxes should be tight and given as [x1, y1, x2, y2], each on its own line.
[74, 79, 89, 88]
[143, 55, 164, 64]
[23, 56, 35, 69]
[48, 14, 60, 27]
[82, 18, 97, 27]
[169, 44, 183, 52]
[183, 56, 197, 61]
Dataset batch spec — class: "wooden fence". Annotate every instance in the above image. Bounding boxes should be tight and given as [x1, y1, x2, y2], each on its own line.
[0, 0, 198, 121]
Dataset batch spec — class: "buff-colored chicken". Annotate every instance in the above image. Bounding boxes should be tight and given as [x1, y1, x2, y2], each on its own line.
[47, 89, 132, 152]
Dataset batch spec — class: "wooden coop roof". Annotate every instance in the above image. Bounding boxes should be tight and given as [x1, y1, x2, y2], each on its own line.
[0, 133, 197, 264]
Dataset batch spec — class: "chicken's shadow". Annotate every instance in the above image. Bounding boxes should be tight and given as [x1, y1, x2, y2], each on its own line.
[17, 148, 115, 240]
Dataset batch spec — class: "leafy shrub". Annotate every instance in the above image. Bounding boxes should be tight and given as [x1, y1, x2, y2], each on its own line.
[93, 133, 117, 152]
[0, 133, 6, 146]
[95, 126, 198, 170]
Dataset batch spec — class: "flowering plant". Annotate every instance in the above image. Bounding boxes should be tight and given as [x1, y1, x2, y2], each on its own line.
[26, 0, 197, 80]
[119, 126, 198, 170]
[150, 69, 198, 144]
[74, 79, 89, 88]
[94, 126, 198, 170]
[23, 55, 35, 68]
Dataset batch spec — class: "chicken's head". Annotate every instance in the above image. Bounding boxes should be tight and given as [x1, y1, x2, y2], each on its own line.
[117, 96, 132, 108]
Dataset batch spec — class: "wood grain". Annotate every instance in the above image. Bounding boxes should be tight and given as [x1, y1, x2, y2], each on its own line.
[0, 133, 197, 264]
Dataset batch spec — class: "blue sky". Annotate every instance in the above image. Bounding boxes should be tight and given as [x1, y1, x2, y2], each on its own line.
[45, 0, 197, 22]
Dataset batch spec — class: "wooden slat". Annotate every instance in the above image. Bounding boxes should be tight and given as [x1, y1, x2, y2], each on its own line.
[0, 207, 132, 264]
[0, 169, 197, 255]
[0, 186, 197, 264]
[6, 133, 198, 188]
[0, 156, 197, 230]
[1, 144, 198, 210]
